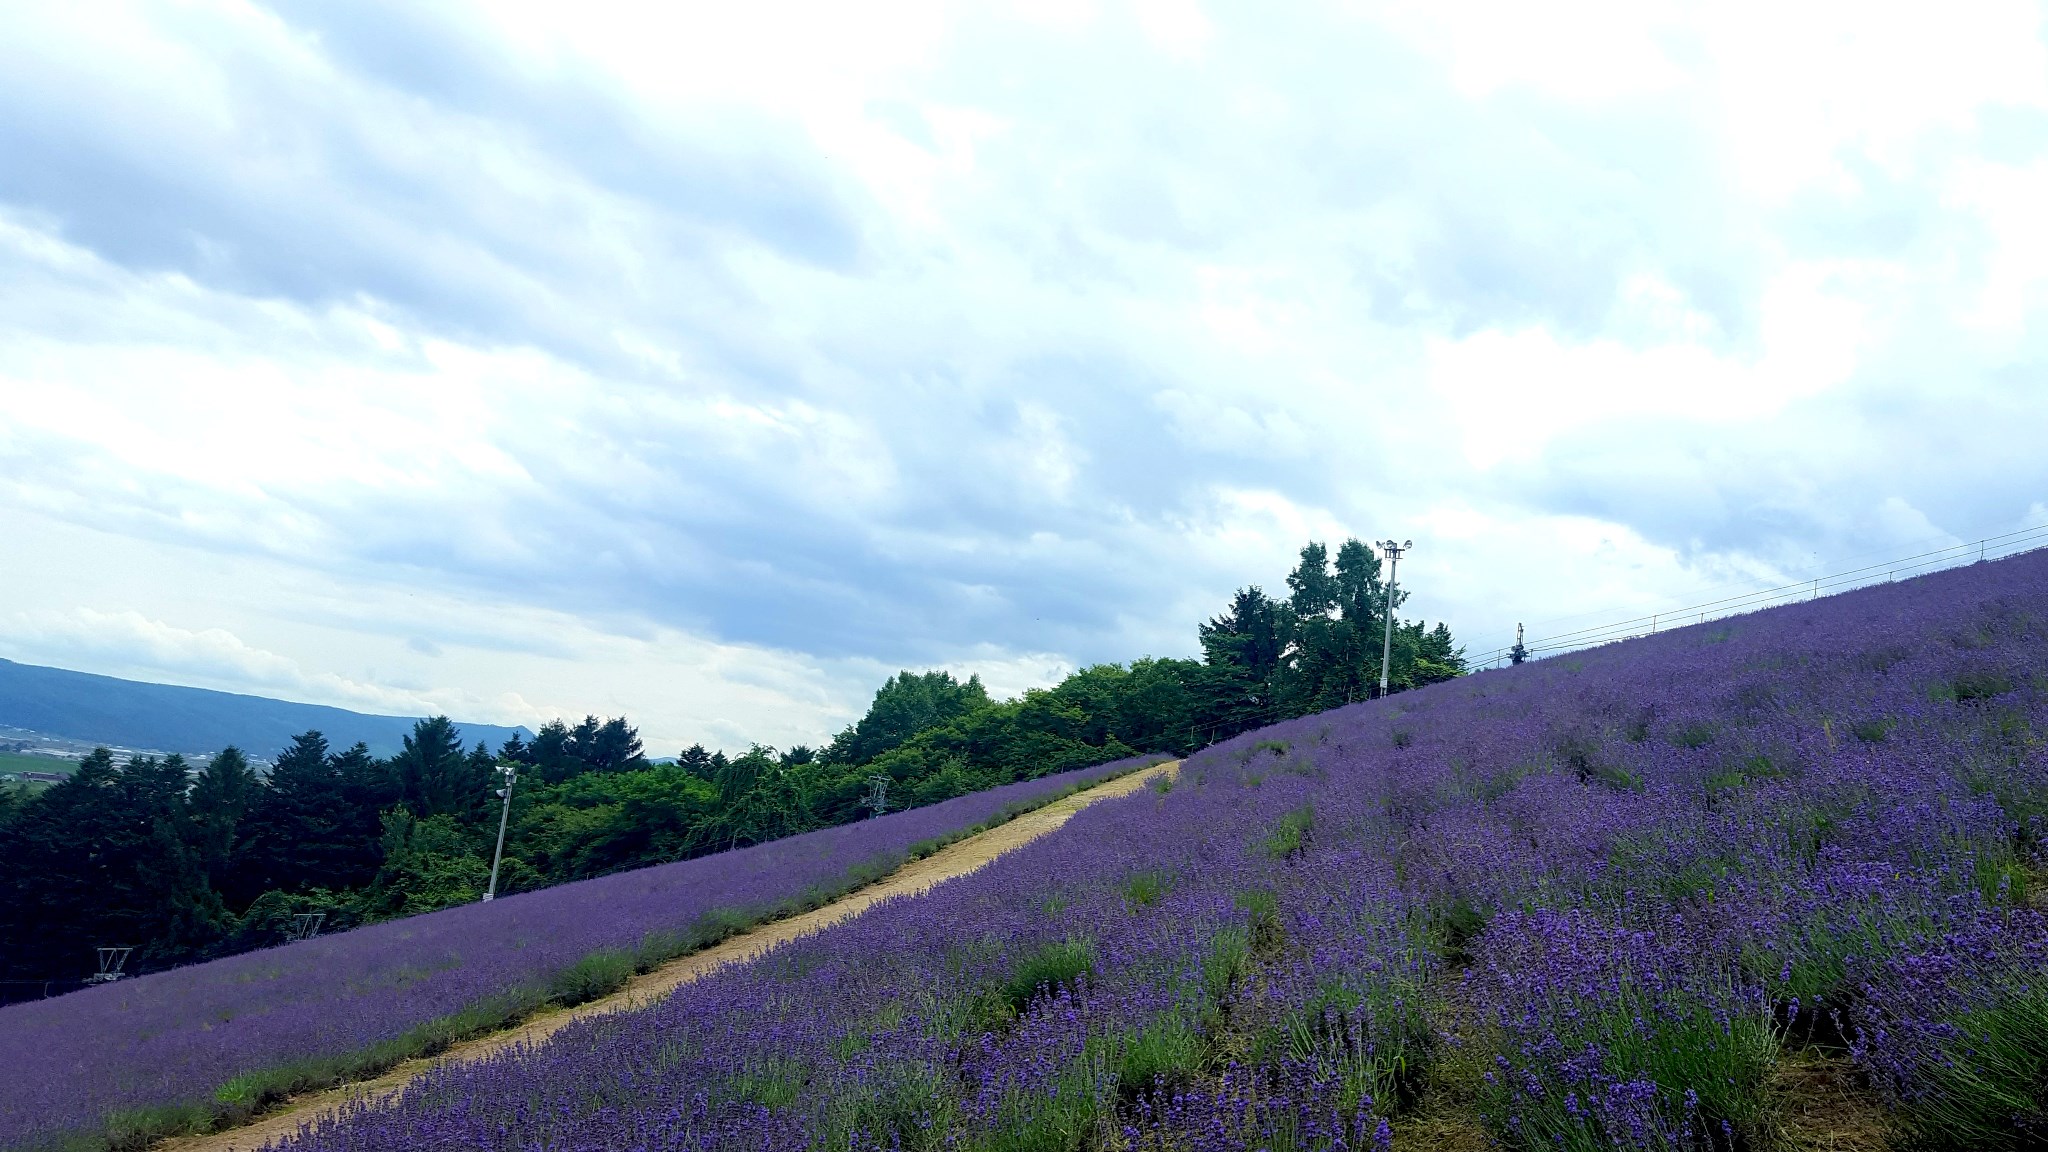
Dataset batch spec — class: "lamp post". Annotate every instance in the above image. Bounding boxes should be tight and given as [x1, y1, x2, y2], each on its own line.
[1377, 539, 1411, 698]
[483, 763, 516, 902]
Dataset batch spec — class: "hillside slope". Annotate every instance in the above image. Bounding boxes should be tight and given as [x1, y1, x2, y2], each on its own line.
[243, 551, 2048, 1151]
[0, 754, 1166, 1152]
[163, 761, 1178, 1152]
[0, 658, 528, 757]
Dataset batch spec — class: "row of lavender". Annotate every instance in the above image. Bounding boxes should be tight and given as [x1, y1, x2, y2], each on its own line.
[0, 756, 1166, 1151]
[270, 550, 2048, 1151]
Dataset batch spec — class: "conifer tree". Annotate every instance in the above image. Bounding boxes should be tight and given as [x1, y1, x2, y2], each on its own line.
[189, 746, 260, 886]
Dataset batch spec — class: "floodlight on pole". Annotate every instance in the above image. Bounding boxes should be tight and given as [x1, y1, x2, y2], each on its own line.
[283, 912, 326, 943]
[483, 763, 516, 902]
[1377, 539, 1411, 698]
[86, 946, 132, 985]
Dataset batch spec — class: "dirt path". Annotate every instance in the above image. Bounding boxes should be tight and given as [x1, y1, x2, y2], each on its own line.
[163, 760, 1178, 1152]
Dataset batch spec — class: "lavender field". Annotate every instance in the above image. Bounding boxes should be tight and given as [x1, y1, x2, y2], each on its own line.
[263, 552, 2048, 1151]
[0, 757, 1163, 1152]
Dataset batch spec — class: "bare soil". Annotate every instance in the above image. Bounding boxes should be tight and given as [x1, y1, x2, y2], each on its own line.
[160, 760, 1178, 1152]
[1767, 1050, 1895, 1152]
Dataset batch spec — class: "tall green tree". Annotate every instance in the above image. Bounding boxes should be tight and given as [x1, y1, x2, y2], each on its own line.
[357, 808, 490, 918]
[1334, 538, 1390, 625]
[232, 732, 384, 907]
[518, 716, 647, 783]
[1195, 585, 1291, 738]
[0, 750, 224, 978]
[188, 746, 260, 886]
[392, 716, 491, 821]
[825, 671, 991, 765]
[676, 743, 714, 779]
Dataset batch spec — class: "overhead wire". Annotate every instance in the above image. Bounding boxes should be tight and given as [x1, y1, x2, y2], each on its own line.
[1466, 522, 2048, 667]
[1166, 520, 2048, 750]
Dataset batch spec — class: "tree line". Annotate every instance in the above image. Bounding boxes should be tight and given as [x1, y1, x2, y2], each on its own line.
[0, 539, 1464, 988]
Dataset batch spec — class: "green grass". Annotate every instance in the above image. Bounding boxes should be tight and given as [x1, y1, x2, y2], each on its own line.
[1476, 978, 1779, 1151]
[1260, 803, 1316, 860]
[1119, 869, 1169, 910]
[1001, 939, 1096, 1012]
[1900, 983, 2048, 1149]
[1669, 722, 1717, 749]
[0, 750, 76, 777]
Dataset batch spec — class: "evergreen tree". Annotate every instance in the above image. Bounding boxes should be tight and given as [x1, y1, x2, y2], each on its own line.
[188, 746, 260, 887]
[0, 749, 224, 978]
[1333, 538, 1388, 625]
[1285, 541, 1339, 617]
[232, 731, 383, 906]
[0, 749, 123, 977]
[119, 753, 228, 966]
[568, 716, 646, 774]
[677, 743, 714, 779]
[1195, 586, 1291, 739]
[524, 716, 646, 783]
[526, 719, 576, 783]
[333, 740, 399, 822]
[392, 717, 490, 821]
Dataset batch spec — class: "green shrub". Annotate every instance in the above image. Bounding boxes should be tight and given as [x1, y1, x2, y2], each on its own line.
[1434, 898, 1488, 966]
[1705, 754, 1787, 800]
[1253, 969, 1435, 1119]
[1002, 939, 1096, 1012]
[547, 949, 635, 1005]
[1902, 983, 2048, 1148]
[1120, 869, 1169, 910]
[1261, 803, 1316, 859]
[1115, 1015, 1206, 1100]
[1670, 722, 1717, 749]
[1943, 669, 2015, 703]
[1201, 926, 1252, 1014]
[1235, 888, 1284, 954]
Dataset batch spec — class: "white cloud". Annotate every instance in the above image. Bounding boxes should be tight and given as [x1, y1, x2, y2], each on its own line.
[0, 608, 443, 714]
[1, 0, 2047, 749]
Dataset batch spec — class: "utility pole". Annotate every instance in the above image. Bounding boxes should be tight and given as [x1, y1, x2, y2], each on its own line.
[1509, 622, 1526, 666]
[483, 762, 516, 902]
[1377, 539, 1411, 698]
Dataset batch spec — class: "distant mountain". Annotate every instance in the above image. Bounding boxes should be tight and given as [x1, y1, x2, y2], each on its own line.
[0, 658, 531, 759]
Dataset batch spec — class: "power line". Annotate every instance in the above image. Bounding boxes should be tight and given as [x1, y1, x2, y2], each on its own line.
[1461, 513, 2048, 651]
[1468, 521, 2048, 667]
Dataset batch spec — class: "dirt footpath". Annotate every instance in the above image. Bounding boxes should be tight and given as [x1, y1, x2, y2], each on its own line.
[163, 760, 1178, 1152]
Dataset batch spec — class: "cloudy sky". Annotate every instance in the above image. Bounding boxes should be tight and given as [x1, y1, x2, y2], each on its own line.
[3, 1, 2046, 754]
